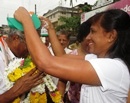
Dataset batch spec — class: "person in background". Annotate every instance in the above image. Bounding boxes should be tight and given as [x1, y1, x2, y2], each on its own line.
[57, 30, 72, 54]
[14, 8, 130, 103]
[46, 30, 72, 56]
[44, 36, 50, 47]
[0, 28, 43, 103]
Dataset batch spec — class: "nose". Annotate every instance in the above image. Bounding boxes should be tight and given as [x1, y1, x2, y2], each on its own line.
[86, 33, 91, 40]
[59, 40, 64, 44]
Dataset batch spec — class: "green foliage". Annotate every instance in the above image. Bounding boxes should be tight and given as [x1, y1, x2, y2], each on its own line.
[81, 4, 92, 12]
[56, 16, 80, 35]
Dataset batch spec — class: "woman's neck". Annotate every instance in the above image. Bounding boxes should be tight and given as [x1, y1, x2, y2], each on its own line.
[77, 44, 87, 56]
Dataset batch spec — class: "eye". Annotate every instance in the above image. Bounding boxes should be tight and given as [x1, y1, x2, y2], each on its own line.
[90, 28, 95, 34]
[63, 40, 67, 42]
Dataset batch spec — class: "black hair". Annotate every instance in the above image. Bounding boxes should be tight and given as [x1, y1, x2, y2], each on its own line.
[77, 17, 92, 43]
[91, 9, 130, 71]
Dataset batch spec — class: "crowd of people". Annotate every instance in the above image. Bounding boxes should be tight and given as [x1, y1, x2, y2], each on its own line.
[0, 6, 130, 103]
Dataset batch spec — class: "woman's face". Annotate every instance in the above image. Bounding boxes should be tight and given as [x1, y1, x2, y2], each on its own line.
[86, 23, 112, 57]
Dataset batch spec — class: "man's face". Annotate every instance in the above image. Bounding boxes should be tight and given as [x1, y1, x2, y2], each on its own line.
[11, 35, 29, 58]
[57, 34, 69, 49]
[17, 37, 28, 58]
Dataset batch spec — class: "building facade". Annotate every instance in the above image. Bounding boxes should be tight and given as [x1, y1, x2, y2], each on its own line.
[43, 6, 79, 27]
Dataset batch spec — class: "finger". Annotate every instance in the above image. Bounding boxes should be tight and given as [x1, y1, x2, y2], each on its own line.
[33, 79, 44, 87]
[40, 17, 50, 23]
[25, 68, 37, 76]
[39, 16, 44, 20]
[31, 74, 44, 87]
[36, 69, 43, 74]
[31, 73, 44, 82]
[29, 70, 44, 81]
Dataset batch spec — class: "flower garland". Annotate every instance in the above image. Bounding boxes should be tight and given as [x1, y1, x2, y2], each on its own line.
[4, 56, 62, 103]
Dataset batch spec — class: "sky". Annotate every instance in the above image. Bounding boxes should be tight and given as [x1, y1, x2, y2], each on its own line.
[0, 0, 97, 26]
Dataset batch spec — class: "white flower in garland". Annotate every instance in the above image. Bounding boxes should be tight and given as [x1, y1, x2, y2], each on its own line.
[4, 57, 62, 103]
[4, 58, 24, 90]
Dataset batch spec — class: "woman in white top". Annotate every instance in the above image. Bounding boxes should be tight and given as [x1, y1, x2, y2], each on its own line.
[14, 8, 130, 103]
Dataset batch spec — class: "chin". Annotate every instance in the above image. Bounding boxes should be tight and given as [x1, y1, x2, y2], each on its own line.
[88, 49, 94, 54]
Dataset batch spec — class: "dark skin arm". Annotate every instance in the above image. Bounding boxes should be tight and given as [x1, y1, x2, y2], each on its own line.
[0, 68, 43, 103]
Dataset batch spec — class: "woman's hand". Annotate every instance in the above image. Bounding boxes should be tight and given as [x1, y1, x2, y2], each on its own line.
[39, 16, 54, 30]
[14, 7, 31, 24]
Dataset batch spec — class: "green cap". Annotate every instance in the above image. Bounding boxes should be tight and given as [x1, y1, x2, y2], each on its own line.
[7, 14, 41, 31]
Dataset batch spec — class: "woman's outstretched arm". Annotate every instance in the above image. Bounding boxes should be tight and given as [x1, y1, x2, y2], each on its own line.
[14, 7, 101, 86]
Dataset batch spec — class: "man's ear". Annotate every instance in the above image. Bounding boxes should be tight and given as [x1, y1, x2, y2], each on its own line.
[108, 29, 117, 43]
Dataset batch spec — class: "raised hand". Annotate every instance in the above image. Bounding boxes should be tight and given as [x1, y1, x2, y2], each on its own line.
[39, 16, 54, 30]
[14, 7, 31, 24]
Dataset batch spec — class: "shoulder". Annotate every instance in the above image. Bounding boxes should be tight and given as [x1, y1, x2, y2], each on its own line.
[89, 58, 130, 91]
[88, 58, 128, 72]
